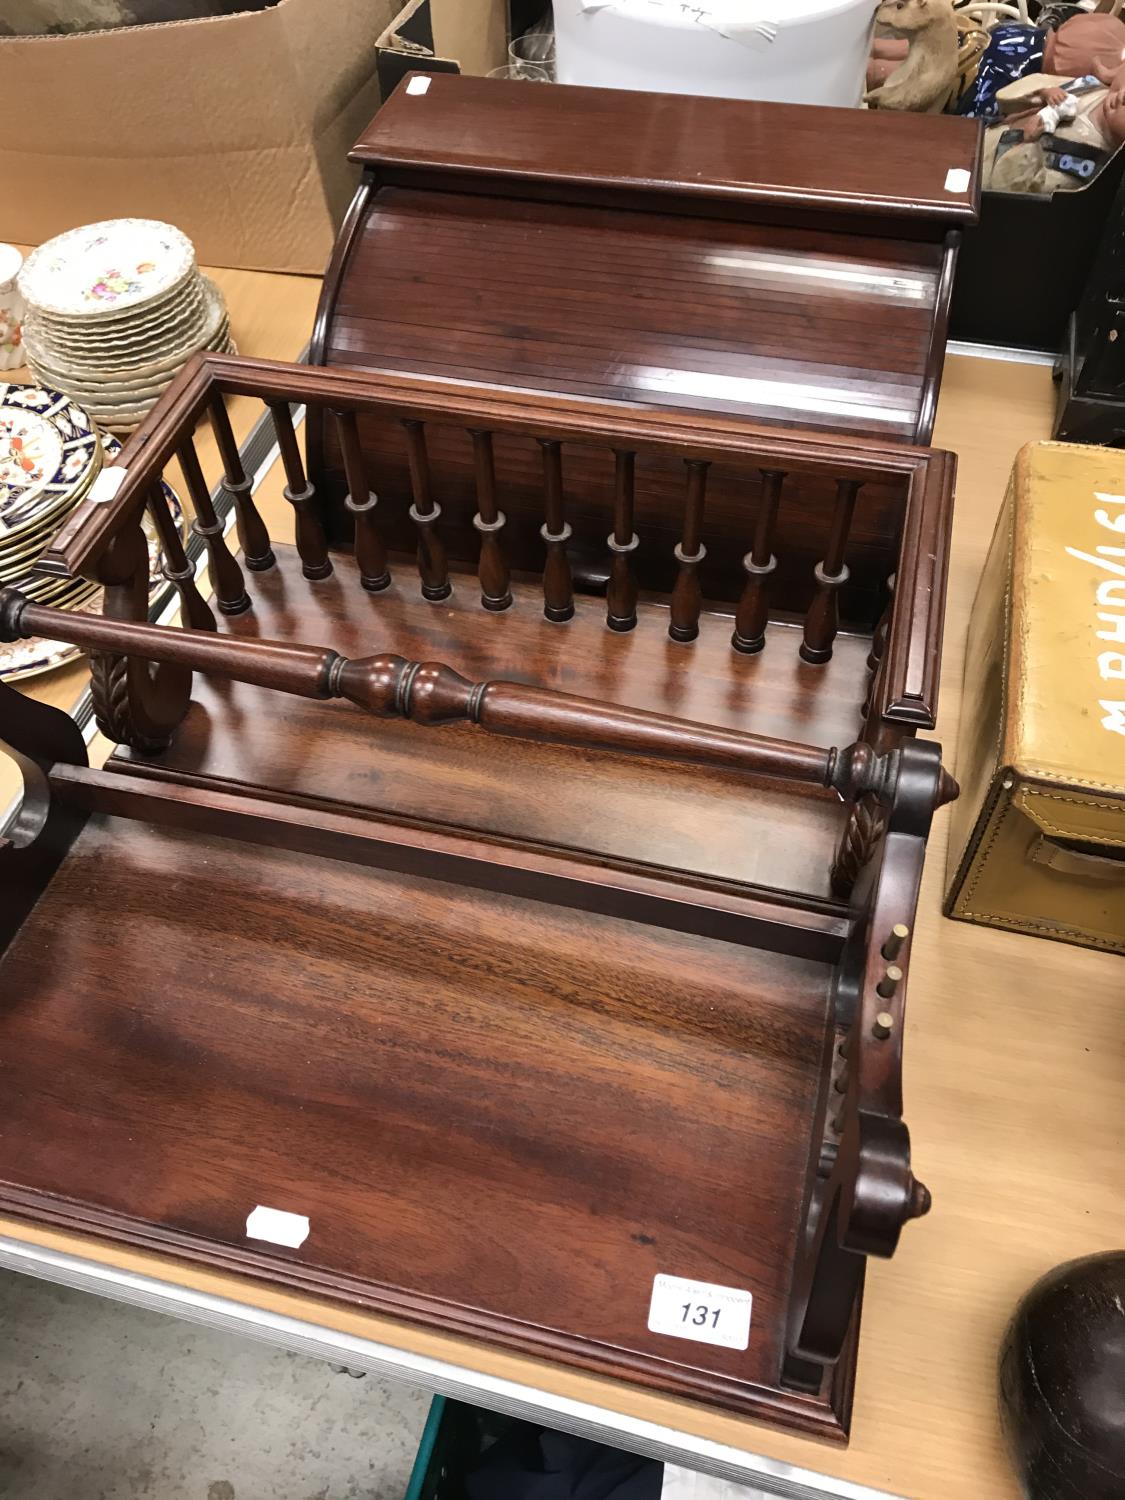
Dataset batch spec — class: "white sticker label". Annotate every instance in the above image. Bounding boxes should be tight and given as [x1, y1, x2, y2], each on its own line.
[406, 75, 431, 95]
[944, 167, 971, 193]
[246, 1205, 310, 1248]
[88, 467, 128, 504]
[647, 1274, 752, 1351]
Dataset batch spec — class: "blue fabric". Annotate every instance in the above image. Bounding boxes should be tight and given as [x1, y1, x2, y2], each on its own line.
[959, 24, 1046, 120]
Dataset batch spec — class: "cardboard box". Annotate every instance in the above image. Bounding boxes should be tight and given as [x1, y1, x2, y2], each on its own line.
[0, 0, 404, 274]
[375, 0, 514, 95]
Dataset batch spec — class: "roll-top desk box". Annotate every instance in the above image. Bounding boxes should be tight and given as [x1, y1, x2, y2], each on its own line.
[946, 442, 1125, 954]
[310, 75, 982, 486]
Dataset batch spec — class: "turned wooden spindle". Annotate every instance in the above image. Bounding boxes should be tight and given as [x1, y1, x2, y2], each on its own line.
[145, 479, 216, 632]
[669, 459, 710, 643]
[334, 409, 390, 593]
[1, 586, 946, 811]
[732, 468, 785, 655]
[867, 572, 897, 672]
[469, 429, 512, 611]
[268, 400, 332, 580]
[207, 395, 274, 571]
[800, 478, 862, 664]
[177, 436, 250, 616]
[539, 439, 574, 623]
[606, 449, 639, 633]
[403, 419, 451, 601]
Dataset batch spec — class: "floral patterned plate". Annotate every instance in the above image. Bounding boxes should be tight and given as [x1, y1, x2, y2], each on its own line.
[0, 434, 184, 683]
[0, 384, 101, 537]
[19, 219, 195, 321]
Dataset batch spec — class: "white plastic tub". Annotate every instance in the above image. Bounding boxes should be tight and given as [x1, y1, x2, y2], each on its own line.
[554, 0, 876, 108]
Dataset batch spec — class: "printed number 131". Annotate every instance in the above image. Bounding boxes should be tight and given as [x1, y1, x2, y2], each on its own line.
[682, 1302, 720, 1329]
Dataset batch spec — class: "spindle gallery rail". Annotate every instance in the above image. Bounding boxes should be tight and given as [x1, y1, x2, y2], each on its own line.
[34, 352, 955, 891]
[4, 352, 960, 1440]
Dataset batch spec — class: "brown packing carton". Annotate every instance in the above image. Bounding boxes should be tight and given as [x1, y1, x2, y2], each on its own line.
[0, 0, 404, 273]
[945, 440, 1125, 954]
[375, 0, 510, 94]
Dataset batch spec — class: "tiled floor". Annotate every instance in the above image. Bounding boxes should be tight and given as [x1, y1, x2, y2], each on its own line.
[0, 1269, 429, 1499]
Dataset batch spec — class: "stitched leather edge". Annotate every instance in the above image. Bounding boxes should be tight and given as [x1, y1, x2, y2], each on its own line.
[955, 781, 1125, 951]
[1017, 788, 1125, 848]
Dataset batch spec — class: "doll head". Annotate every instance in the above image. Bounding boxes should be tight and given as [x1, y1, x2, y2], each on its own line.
[1043, 14, 1125, 79]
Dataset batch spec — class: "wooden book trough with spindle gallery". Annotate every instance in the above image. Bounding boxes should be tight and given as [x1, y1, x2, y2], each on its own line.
[0, 351, 958, 1442]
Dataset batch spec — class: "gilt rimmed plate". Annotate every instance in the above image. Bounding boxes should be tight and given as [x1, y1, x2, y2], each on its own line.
[19, 219, 196, 321]
[27, 278, 208, 356]
[0, 384, 101, 538]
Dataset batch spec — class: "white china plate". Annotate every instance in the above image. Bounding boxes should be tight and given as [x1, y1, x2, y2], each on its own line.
[19, 219, 196, 320]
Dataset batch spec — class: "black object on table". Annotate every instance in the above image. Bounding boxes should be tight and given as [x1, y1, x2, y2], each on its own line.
[999, 1250, 1125, 1499]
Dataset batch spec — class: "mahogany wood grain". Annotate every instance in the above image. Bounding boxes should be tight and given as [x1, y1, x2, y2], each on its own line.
[733, 469, 785, 655]
[178, 435, 250, 616]
[106, 546, 866, 901]
[146, 479, 216, 633]
[209, 393, 275, 572]
[470, 429, 512, 612]
[351, 74, 981, 232]
[269, 400, 332, 581]
[4, 586, 868, 795]
[403, 419, 451, 601]
[335, 408, 391, 592]
[801, 480, 862, 665]
[669, 460, 708, 644]
[607, 449, 639, 633]
[49, 764, 848, 963]
[539, 439, 574, 623]
[0, 811, 846, 1434]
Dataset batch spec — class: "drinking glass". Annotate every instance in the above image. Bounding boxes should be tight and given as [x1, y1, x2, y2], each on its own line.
[487, 63, 551, 82]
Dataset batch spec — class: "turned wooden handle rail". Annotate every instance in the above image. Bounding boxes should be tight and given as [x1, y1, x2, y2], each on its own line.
[0, 589, 955, 806]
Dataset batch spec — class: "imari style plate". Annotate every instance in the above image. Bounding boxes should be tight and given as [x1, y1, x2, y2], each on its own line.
[0, 384, 100, 538]
[18, 220, 195, 321]
[0, 433, 183, 683]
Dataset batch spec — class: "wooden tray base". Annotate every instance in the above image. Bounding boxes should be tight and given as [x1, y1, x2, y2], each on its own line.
[0, 810, 855, 1439]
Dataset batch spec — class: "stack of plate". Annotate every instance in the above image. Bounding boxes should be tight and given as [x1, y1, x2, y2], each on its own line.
[0, 382, 181, 682]
[17, 219, 235, 435]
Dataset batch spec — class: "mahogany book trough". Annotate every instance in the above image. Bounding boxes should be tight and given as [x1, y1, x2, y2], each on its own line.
[0, 350, 958, 1442]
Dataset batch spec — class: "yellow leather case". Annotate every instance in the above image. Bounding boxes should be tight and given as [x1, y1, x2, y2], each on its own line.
[946, 441, 1125, 953]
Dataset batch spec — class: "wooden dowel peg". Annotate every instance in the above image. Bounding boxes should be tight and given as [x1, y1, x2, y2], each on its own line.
[867, 572, 896, 672]
[801, 478, 862, 664]
[732, 468, 784, 654]
[872, 1011, 896, 1040]
[335, 409, 390, 593]
[146, 480, 216, 633]
[881, 923, 910, 961]
[207, 395, 274, 571]
[876, 965, 903, 1000]
[470, 429, 512, 612]
[268, 401, 331, 581]
[606, 449, 638, 634]
[178, 437, 250, 616]
[539, 439, 574, 623]
[403, 420, 451, 601]
[669, 459, 709, 643]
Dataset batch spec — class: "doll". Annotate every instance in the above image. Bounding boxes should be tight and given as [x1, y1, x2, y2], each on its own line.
[982, 65, 1125, 192]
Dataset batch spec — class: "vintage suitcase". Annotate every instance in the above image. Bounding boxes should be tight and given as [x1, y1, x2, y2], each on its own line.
[945, 441, 1125, 953]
